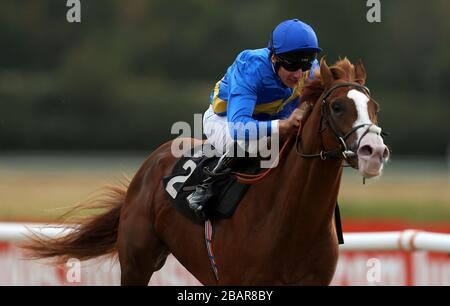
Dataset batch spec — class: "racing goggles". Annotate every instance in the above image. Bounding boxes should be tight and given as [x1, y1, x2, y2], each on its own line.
[275, 52, 317, 72]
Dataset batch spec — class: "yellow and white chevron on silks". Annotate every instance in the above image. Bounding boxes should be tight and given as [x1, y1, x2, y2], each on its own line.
[212, 68, 309, 117]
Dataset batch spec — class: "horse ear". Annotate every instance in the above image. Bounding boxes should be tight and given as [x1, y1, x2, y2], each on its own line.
[355, 59, 367, 85]
[320, 57, 333, 87]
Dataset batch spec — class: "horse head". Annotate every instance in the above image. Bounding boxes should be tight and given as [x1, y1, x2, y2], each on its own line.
[301, 57, 390, 178]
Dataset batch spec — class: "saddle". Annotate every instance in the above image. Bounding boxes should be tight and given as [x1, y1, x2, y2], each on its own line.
[162, 145, 262, 225]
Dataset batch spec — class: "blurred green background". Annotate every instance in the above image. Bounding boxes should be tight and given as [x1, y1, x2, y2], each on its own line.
[0, 1, 449, 222]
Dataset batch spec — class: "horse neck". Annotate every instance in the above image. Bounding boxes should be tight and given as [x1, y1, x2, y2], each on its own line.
[277, 103, 343, 232]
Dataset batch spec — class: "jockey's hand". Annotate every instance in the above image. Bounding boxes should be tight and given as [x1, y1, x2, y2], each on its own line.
[279, 108, 304, 138]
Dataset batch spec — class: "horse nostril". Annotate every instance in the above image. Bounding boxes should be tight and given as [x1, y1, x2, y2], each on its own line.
[358, 145, 373, 157]
[383, 147, 390, 159]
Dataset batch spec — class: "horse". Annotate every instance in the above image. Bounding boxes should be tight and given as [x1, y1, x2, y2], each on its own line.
[24, 57, 390, 285]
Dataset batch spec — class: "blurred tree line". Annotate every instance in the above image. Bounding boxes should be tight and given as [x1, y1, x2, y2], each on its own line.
[0, 0, 449, 156]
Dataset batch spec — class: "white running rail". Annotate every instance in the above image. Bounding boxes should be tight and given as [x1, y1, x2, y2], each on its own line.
[340, 229, 450, 253]
[1, 222, 450, 253]
[0, 222, 75, 242]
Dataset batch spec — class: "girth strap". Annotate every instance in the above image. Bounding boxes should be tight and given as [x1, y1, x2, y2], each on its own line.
[335, 203, 344, 245]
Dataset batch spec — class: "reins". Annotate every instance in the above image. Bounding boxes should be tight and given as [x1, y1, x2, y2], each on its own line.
[232, 132, 296, 184]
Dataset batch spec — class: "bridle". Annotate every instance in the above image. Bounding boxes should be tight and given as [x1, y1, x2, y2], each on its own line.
[295, 82, 385, 162]
[233, 82, 387, 184]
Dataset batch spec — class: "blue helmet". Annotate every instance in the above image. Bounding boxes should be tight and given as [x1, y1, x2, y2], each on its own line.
[268, 19, 322, 55]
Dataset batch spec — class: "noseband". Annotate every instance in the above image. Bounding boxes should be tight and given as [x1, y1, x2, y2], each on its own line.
[296, 82, 384, 161]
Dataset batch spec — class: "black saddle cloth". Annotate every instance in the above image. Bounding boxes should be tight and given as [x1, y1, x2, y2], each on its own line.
[162, 145, 262, 225]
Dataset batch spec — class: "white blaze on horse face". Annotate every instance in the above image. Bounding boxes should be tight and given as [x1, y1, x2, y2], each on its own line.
[347, 89, 389, 178]
[347, 89, 372, 141]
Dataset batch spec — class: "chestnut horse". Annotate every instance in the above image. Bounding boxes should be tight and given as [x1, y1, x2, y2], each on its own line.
[25, 58, 390, 285]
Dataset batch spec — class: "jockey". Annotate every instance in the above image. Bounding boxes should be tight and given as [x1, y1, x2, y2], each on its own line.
[187, 19, 322, 212]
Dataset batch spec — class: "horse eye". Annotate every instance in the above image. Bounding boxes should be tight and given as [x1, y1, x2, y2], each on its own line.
[332, 102, 344, 114]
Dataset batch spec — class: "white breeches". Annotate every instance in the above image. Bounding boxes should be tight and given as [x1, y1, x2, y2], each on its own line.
[203, 105, 277, 157]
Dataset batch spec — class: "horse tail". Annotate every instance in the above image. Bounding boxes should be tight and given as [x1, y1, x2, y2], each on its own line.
[22, 180, 128, 264]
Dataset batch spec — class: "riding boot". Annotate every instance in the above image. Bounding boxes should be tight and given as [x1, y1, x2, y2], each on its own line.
[186, 154, 233, 212]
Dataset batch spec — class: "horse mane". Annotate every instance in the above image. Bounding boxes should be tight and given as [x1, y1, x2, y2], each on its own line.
[301, 57, 359, 105]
